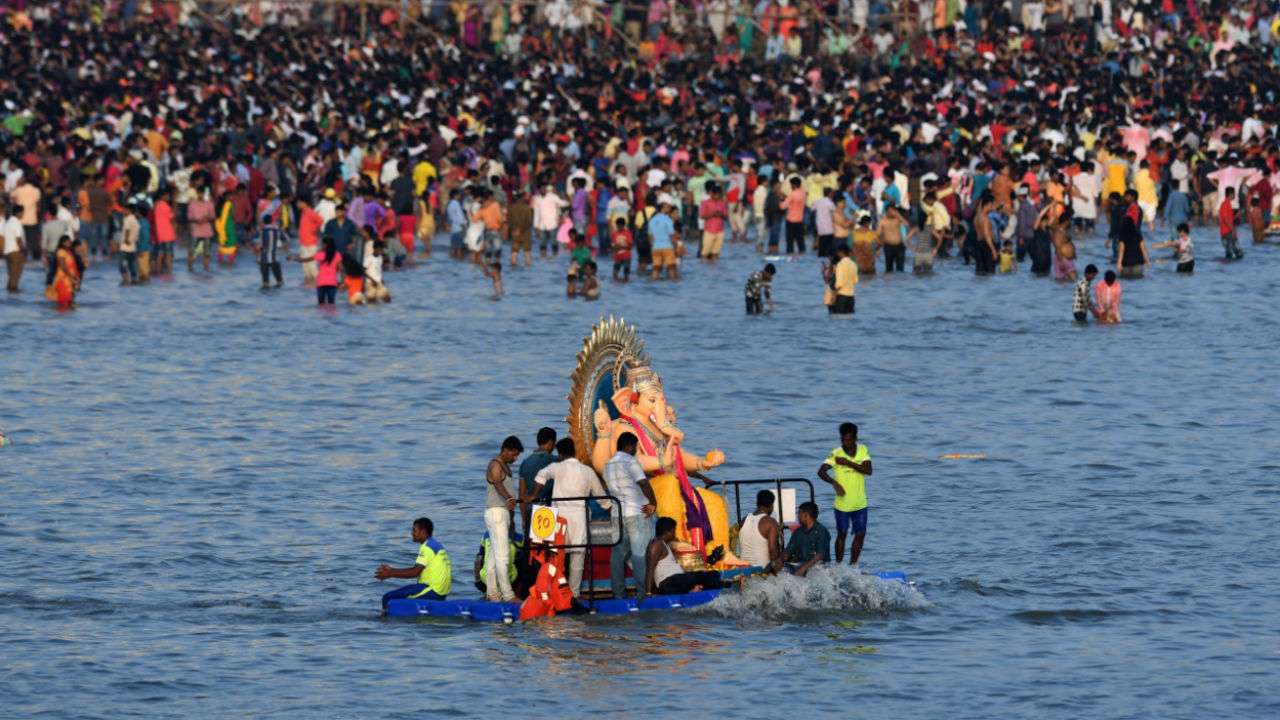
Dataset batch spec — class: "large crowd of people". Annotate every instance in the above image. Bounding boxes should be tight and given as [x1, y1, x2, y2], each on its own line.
[3, 1, 1280, 317]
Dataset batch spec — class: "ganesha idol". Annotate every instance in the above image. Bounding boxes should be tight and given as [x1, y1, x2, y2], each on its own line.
[567, 317, 746, 568]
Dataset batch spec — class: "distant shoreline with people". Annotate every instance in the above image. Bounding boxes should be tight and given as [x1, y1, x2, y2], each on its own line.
[4, 1, 1279, 323]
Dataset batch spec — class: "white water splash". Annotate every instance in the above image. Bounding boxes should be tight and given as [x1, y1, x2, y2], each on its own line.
[699, 565, 931, 622]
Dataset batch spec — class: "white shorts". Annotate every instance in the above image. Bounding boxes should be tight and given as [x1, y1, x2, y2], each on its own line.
[1139, 201, 1157, 223]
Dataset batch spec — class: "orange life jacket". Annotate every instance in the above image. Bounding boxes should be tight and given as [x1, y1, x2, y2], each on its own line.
[518, 517, 575, 621]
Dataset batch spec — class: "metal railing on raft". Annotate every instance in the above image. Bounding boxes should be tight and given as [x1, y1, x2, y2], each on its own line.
[528, 493, 622, 612]
[702, 477, 817, 537]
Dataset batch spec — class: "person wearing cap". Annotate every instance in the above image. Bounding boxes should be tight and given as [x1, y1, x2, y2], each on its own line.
[648, 199, 679, 280]
[316, 188, 338, 224]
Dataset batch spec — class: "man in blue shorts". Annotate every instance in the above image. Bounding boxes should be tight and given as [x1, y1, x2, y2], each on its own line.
[817, 422, 874, 567]
[375, 517, 452, 612]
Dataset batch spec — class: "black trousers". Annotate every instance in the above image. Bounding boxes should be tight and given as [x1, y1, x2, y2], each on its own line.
[883, 243, 905, 272]
[974, 242, 996, 275]
[785, 221, 805, 254]
[25, 225, 41, 260]
[260, 261, 282, 285]
[746, 295, 763, 314]
[636, 236, 652, 266]
[657, 571, 725, 595]
[817, 234, 834, 258]
[1029, 231, 1052, 275]
[831, 294, 855, 314]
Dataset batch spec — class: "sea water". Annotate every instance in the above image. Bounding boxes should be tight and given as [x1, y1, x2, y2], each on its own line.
[1, 229, 1278, 718]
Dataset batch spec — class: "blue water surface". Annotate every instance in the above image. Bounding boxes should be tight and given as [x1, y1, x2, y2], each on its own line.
[1, 229, 1278, 719]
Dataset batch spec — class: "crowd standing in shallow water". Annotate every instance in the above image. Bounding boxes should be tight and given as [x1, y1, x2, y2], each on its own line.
[4, 1, 1280, 319]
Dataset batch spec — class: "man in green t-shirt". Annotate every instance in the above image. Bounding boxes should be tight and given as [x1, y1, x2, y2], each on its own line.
[817, 422, 874, 566]
[375, 517, 452, 611]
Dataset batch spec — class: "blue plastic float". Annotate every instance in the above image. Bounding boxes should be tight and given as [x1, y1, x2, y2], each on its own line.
[385, 570, 909, 621]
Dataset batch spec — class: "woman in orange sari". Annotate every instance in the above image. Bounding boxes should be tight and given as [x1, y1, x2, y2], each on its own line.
[44, 236, 81, 310]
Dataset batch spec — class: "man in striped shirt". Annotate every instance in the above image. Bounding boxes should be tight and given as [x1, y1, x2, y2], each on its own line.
[257, 214, 287, 289]
[1073, 264, 1098, 323]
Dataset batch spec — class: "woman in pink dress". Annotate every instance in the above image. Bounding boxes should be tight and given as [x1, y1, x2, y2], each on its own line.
[1095, 270, 1122, 324]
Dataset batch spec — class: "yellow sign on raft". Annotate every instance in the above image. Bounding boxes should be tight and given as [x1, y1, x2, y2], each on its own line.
[529, 505, 559, 544]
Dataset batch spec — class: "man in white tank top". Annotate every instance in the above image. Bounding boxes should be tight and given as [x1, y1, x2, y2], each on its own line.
[738, 490, 782, 572]
[645, 517, 725, 596]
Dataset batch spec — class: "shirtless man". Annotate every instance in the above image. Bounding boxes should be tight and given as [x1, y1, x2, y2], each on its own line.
[990, 163, 1015, 213]
[974, 193, 998, 275]
[877, 204, 913, 273]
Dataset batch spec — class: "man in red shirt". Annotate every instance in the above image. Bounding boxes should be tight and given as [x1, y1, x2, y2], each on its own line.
[1219, 186, 1243, 260]
[151, 189, 177, 276]
[698, 182, 728, 260]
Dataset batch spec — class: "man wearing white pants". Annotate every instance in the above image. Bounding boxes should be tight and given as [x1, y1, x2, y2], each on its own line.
[483, 436, 524, 602]
[533, 437, 612, 597]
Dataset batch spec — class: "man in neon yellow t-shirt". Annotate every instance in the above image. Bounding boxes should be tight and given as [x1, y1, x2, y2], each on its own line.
[376, 517, 452, 611]
[817, 422, 874, 566]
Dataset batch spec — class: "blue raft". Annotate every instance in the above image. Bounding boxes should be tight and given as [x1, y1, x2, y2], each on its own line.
[385, 570, 909, 622]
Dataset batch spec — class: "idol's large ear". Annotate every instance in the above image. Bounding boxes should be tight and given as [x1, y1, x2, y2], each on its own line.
[612, 387, 634, 415]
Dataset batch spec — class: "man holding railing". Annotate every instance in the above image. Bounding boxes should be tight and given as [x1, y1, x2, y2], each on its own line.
[533, 438, 613, 597]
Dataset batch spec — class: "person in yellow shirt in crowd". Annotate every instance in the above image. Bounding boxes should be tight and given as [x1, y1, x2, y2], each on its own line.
[805, 165, 838, 208]
[817, 422, 874, 567]
[375, 517, 452, 612]
[917, 191, 949, 274]
[1102, 147, 1129, 213]
[831, 244, 857, 314]
[412, 157, 437, 197]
